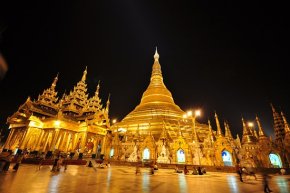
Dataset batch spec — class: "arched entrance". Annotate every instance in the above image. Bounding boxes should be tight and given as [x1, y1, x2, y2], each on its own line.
[221, 150, 233, 166]
[269, 153, 282, 168]
[110, 148, 114, 158]
[143, 148, 150, 160]
[177, 149, 186, 163]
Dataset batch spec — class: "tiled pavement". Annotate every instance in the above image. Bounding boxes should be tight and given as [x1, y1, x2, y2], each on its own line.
[0, 164, 289, 193]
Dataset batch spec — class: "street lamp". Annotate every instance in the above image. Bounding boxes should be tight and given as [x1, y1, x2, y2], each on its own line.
[185, 109, 202, 165]
[185, 110, 201, 141]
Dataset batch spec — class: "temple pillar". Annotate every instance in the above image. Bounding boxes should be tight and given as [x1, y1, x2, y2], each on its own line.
[72, 133, 79, 151]
[101, 134, 108, 156]
[49, 129, 60, 151]
[59, 131, 68, 151]
[19, 127, 32, 150]
[64, 133, 72, 152]
[32, 129, 44, 151]
[93, 137, 98, 154]
[43, 132, 52, 152]
[38, 131, 49, 151]
[55, 130, 65, 150]
[80, 132, 87, 152]
[34, 129, 44, 151]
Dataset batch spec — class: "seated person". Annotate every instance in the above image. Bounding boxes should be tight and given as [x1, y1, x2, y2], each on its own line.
[175, 165, 182, 173]
[184, 166, 189, 175]
[197, 167, 203, 175]
[87, 161, 93, 167]
[201, 167, 206, 174]
[192, 167, 198, 175]
[154, 164, 158, 170]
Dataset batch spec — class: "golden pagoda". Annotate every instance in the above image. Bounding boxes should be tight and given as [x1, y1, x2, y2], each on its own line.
[2, 49, 289, 169]
[113, 49, 195, 140]
[3, 68, 110, 158]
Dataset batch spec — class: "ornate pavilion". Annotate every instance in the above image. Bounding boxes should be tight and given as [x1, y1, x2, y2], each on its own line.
[2, 49, 290, 168]
[3, 68, 110, 157]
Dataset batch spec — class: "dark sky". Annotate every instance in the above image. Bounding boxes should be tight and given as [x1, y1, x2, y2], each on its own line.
[0, 1, 289, 138]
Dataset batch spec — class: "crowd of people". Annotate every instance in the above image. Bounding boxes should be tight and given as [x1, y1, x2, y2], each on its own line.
[174, 165, 206, 175]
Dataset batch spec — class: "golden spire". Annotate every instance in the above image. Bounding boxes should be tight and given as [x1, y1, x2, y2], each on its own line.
[271, 103, 285, 143]
[37, 74, 59, 108]
[208, 119, 216, 142]
[154, 47, 159, 62]
[84, 81, 103, 113]
[96, 80, 100, 96]
[62, 69, 88, 115]
[120, 48, 184, 125]
[281, 112, 290, 133]
[242, 117, 249, 135]
[224, 121, 233, 139]
[105, 94, 110, 113]
[215, 112, 223, 137]
[51, 73, 59, 89]
[256, 115, 267, 137]
[241, 117, 256, 144]
[81, 66, 87, 82]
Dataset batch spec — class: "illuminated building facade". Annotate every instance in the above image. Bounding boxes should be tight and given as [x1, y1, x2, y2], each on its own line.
[3, 50, 290, 168]
[4, 68, 110, 157]
[104, 49, 289, 168]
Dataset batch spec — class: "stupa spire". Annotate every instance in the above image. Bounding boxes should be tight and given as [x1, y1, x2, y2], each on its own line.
[81, 66, 87, 82]
[271, 103, 285, 143]
[154, 47, 159, 61]
[256, 115, 267, 137]
[51, 73, 59, 89]
[121, 48, 184, 125]
[281, 112, 290, 133]
[215, 112, 223, 137]
[37, 74, 59, 108]
[242, 117, 249, 135]
[105, 94, 110, 113]
[224, 121, 233, 139]
[208, 119, 216, 142]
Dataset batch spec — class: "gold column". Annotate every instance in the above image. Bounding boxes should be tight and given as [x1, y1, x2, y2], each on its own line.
[64, 133, 72, 152]
[59, 131, 68, 151]
[49, 129, 60, 151]
[100, 135, 107, 155]
[72, 133, 79, 151]
[34, 129, 45, 151]
[19, 127, 32, 150]
[55, 130, 64, 150]
[80, 132, 87, 152]
[42, 131, 52, 152]
[93, 137, 98, 154]
[39, 131, 49, 151]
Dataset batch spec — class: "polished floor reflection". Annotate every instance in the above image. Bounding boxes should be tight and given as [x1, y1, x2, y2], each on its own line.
[0, 165, 289, 193]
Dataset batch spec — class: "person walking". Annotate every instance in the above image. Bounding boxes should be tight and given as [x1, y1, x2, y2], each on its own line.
[236, 165, 243, 182]
[262, 173, 273, 193]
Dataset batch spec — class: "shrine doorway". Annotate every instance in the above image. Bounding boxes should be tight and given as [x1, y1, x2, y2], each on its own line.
[222, 150, 233, 166]
[177, 149, 186, 163]
[143, 148, 150, 160]
[269, 153, 282, 168]
[110, 148, 114, 158]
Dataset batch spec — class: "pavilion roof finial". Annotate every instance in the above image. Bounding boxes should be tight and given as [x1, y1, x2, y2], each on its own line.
[154, 47, 159, 61]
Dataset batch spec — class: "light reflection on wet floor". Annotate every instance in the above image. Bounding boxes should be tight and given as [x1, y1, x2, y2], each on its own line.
[0, 165, 289, 193]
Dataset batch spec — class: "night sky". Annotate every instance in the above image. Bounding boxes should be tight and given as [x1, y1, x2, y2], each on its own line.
[0, 1, 289, 139]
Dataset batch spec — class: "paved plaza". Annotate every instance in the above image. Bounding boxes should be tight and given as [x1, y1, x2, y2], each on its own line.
[0, 164, 289, 193]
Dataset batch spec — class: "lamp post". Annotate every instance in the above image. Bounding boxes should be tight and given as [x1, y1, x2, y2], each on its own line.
[185, 109, 201, 165]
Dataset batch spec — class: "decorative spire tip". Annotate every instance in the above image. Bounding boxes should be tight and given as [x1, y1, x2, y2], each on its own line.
[154, 47, 159, 61]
